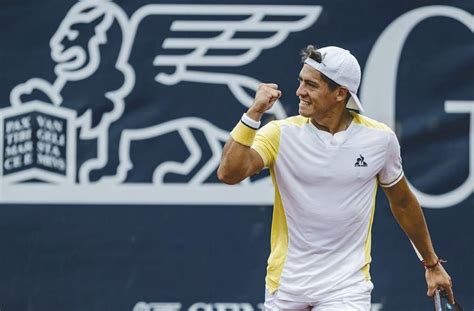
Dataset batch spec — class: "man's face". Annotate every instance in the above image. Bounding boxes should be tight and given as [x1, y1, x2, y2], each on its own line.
[296, 64, 338, 119]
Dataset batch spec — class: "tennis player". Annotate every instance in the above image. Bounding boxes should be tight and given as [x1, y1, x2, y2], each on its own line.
[218, 45, 455, 310]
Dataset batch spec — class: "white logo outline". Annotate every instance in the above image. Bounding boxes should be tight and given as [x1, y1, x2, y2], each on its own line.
[1, 1, 322, 204]
[361, 5, 474, 208]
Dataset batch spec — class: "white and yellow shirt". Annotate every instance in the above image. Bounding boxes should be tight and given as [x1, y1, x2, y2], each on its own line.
[251, 112, 403, 301]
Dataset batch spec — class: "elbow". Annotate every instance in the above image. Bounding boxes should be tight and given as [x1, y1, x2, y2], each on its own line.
[217, 166, 241, 185]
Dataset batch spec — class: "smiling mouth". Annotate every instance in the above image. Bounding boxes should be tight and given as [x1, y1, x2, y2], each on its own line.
[299, 99, 311, 106]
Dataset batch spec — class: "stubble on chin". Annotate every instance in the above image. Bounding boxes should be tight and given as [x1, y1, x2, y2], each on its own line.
[298, 107, 311, 118]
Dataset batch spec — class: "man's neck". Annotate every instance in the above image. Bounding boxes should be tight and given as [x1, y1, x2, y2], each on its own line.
[311, 108, 352, 134]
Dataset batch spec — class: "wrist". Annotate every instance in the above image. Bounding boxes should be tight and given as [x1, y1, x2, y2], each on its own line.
[246, 109, 264, 122]
[422, 254, 439, 267]
[241, 113, 261, 130]
[230, 120, 257, 147]
[422, 258, 446, 270]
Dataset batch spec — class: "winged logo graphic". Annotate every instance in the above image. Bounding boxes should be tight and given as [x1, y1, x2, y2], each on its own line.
[1, 0, 321, 204]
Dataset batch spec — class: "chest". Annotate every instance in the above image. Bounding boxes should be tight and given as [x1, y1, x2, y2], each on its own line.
[275, 127, 386, 185]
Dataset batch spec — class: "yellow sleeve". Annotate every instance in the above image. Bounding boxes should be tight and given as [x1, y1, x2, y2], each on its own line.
[251, 121, 281, 168]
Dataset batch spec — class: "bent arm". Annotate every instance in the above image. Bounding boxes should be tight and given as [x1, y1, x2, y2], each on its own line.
[383, 177, 454, 303]
[218, 83, 282, 185]
[217, 138, 264, 185]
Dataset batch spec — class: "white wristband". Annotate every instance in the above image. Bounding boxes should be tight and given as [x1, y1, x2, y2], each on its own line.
[241, 113, 261, 129]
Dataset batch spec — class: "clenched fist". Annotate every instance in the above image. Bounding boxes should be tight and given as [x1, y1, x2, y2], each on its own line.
[247, 83, 282, 121]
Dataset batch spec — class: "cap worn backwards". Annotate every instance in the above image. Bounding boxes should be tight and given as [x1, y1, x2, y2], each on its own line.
[304, 46, 363, 112]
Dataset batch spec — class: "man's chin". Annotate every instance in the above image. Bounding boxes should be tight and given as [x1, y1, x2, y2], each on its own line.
[298, 108, 311, 118]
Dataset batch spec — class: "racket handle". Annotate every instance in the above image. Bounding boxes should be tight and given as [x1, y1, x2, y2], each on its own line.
[433, 289, 442, 311]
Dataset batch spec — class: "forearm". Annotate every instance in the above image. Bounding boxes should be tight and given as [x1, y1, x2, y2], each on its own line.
[397, 200, 457, 303]
[384, 170, 454, 302]
[390, 193, 438, 264]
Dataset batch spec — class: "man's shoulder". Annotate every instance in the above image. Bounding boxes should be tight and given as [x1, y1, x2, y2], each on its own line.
[278, 115, 309, 127]
[258, 116, 307, 140]
[352, 112, 393, 132]
[261, 115, 308, 129]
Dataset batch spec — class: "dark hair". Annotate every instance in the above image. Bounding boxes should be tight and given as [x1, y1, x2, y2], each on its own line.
[301, 45, 351, 104]
[300, 45, 340, 90]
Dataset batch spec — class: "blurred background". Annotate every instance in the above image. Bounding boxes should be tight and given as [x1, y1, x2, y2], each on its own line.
[0, 0, 472, 310]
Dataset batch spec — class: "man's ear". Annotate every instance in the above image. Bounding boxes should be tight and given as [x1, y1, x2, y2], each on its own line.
[335, 87, 349, 103]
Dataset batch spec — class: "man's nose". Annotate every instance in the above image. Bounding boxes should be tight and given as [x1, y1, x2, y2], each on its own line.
[296, 84, 306, 97]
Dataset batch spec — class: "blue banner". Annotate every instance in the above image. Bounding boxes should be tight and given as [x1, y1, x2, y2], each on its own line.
[0, 0, 472, 310]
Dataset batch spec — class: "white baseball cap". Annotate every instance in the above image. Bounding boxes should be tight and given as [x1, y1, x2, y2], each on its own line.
[304, 46, 363, 112]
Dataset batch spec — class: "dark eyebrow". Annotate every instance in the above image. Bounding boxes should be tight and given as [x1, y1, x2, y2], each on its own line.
[299, 76, 319, 86]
